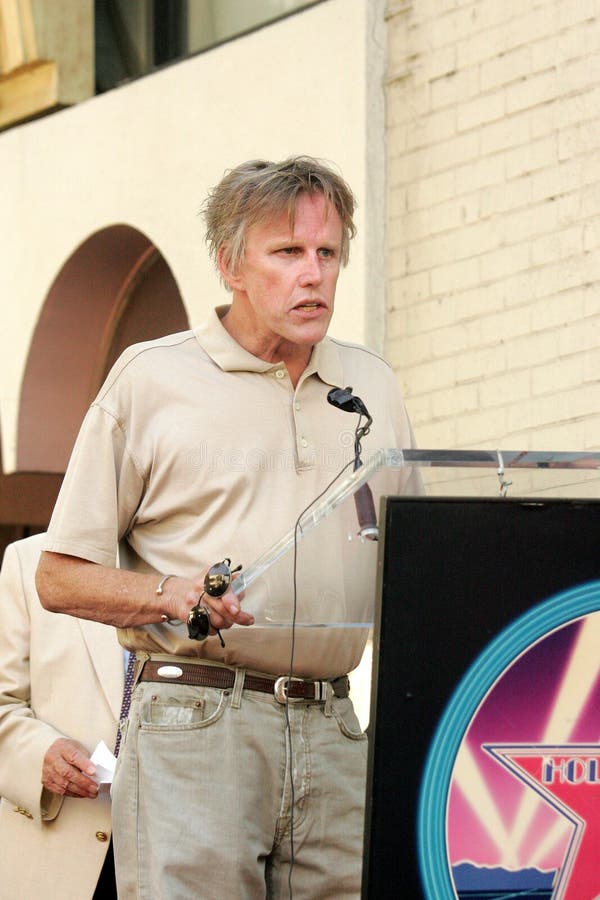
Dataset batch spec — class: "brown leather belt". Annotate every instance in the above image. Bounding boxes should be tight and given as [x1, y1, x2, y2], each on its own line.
[138, 660, 349, 704]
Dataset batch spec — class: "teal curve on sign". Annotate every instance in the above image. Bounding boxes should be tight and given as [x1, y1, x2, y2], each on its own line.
[417, 579, 600, 899]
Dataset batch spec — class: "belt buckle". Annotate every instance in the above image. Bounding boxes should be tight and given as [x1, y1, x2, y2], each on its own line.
[274, 675, 310, 704]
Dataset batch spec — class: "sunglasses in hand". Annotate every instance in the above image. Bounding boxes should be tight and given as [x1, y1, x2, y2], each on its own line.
[187, 558, 242, 646]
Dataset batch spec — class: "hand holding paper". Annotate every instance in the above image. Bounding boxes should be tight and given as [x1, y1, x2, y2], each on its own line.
[90, 740, 117, 794]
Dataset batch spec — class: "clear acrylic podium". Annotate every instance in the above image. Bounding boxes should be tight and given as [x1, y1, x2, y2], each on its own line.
[227, 448, 600, 899]
[230, 448, 600, 628]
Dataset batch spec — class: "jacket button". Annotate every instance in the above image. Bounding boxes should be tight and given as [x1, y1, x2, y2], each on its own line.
[95, 831, 109, 842]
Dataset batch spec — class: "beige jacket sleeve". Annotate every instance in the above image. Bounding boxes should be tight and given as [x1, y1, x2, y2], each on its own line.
[0, 539, 66, 822]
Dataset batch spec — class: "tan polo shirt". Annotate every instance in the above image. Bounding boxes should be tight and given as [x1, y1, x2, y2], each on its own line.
[45, 307, 421, 678]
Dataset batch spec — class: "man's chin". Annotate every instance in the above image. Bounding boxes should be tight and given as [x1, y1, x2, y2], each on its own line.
[291, 317, 332, 346]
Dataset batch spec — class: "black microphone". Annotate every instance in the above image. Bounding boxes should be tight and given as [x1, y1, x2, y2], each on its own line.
[327, 386, 378, 541]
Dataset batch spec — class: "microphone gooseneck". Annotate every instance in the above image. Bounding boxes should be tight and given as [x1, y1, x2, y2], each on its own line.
[327, 386, 378, 541]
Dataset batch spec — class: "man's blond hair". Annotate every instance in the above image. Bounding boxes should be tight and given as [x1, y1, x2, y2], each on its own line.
[202, 156, 356, 282]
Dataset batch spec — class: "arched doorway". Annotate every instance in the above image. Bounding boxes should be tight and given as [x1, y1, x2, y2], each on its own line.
[0, 224, 189, 556]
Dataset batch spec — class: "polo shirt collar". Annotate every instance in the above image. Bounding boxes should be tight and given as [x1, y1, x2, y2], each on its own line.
[301, 337, 344, 389]
[194, 305, 344, 387]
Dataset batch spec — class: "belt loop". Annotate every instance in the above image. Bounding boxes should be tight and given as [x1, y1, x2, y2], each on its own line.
[324, 681, 334, 716]
[231, 668, 245, 708]
[133, 651, 149, 688]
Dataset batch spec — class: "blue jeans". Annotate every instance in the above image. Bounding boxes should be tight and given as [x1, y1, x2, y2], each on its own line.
[112, 664, 368, 899]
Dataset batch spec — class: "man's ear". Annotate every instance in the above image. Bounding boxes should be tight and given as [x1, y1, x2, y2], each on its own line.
[217, 246, 243, 291]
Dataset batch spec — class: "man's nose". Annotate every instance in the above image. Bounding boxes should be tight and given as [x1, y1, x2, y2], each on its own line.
[298, 252, 322, 285]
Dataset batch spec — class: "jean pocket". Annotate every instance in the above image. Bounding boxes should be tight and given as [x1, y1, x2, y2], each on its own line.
[138, 684, 228, 731]
[331, 698, 368, 741]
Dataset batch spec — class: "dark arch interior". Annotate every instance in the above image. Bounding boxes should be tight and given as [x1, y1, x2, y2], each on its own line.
[1, 224, 189, 557]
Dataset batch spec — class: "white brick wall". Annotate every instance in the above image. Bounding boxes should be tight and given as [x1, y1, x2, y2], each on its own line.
[385, 0, 600, 496]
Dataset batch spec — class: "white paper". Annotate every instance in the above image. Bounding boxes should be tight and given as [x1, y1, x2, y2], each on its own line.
[90, 740, 116, 794]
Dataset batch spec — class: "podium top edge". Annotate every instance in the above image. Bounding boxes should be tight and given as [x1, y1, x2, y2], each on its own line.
[384, 449, 600, 469]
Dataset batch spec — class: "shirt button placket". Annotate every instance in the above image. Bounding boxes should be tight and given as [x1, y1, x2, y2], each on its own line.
[296, 406, 311, 465]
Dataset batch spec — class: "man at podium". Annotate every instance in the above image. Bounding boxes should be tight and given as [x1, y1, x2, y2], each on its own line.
[36, 156, 422, 898]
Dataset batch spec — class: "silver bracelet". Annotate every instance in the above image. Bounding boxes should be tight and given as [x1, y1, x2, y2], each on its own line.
[156, 574, 176, 595]
[156, 574, 180, 624]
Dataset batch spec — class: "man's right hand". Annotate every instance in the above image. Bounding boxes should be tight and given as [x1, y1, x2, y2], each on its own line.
[42, 738, 99, 799]
[174, 569, 254, 635]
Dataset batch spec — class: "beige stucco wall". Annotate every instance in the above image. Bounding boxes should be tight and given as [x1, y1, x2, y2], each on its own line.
[385, 0, 600, 496]
[0, 0, 385, 474]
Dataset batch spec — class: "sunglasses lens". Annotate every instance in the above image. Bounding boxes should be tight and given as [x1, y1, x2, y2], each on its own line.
[204, 559, 232, 597]
[187, 606, 210, 640]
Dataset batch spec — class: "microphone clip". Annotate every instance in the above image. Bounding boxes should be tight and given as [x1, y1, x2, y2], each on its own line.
[327, 386, 378, 541]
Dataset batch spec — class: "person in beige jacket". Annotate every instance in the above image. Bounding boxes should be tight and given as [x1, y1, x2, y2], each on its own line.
[0, 532, 124, 899]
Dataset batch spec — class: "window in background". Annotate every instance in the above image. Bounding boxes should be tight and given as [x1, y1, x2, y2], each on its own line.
[95, 0, 319, 94]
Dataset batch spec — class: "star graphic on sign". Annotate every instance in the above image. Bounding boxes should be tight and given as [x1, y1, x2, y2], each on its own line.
[484, 744, 600, 900]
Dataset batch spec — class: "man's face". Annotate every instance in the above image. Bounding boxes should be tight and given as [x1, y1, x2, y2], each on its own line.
[222, 192, 343, 356]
